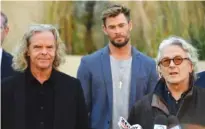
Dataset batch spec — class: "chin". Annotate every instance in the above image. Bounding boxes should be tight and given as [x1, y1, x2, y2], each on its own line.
[167, 79, 181, 84]
[37, 64, 52, 69]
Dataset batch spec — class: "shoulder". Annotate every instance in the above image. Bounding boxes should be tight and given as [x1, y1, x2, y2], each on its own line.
[137, 52, 155, 65]
[197, 71, 205, 78]
[2, 72, 24, 91]
[193, 87, 205, 110]
[194, 86, 205, 96]
[131, 93, 153, 114]
[55, 70, 80, 84]
[2, 72, 24, 83]
[134, 93, 153, 107]
[133, 47, 156, 65]
[2, 50, 13, 59]
[81, 48, 104, 63]
[54, 70, 83, 93]
[195, 71, 205, 87]
[128, 93, 153, 125]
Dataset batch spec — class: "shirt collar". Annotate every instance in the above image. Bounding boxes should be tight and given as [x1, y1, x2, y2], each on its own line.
[25, 67, 56, 85]
[154, 77, 194, 102]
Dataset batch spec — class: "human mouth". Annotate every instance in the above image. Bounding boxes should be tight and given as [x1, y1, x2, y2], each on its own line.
[39, 58, 50, 61]
[169, 72, 178, 75]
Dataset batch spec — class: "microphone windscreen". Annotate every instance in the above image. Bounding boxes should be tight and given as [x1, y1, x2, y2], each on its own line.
[168, 115, 180, 128]
[130, 124, 143, 129]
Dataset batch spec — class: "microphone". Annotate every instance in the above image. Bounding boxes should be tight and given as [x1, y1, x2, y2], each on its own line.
[118, 117, 131, 129]
[130, 124, 143, 129]
[168, 115, 181, 129]
[153, 115, 168, 129]
[118, 117, 143, 129]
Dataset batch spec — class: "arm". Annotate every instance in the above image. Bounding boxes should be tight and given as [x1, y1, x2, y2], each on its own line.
[146, 61, 159, 94]
[77, 57, 92, 125]
[1, 77, 15, 129]
[75, 80, 89, 129]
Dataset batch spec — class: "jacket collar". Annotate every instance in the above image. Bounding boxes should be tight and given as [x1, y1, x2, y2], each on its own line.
[151, 77, 194, 115]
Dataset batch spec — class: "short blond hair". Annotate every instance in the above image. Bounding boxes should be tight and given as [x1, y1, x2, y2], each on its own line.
[101, 4, 130, 26]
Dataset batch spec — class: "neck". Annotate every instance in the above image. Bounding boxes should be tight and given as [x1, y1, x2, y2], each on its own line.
[30, 66, 52, 84]
[166, 78, 190, 100]
[109, 42, 131, 60]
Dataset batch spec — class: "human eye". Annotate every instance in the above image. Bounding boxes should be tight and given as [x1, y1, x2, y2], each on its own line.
[118, 23, 125, 28]
[108, 25, 115, 29]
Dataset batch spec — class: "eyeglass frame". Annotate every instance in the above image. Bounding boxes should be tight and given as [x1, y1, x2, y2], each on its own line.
[158, 56, 190, 67]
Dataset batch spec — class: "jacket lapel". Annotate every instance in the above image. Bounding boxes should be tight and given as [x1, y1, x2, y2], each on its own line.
[101, 46, 113, 117]
[1, 50, 7, 78]
[53, 72, 69, 129]
[14, 73, 26, 129]
[129, 47, 140, 110]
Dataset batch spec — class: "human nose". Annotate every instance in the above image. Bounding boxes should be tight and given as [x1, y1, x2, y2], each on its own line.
[41, 48, 48, 55]
[115, 27, 121, 34]
[169, 59, 175, 67]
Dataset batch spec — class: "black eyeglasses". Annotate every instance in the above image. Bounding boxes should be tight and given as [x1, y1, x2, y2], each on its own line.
[159, 56, 189, 67]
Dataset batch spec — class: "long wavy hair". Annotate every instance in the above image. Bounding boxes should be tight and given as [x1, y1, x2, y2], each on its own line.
[12, 24, 66, 72]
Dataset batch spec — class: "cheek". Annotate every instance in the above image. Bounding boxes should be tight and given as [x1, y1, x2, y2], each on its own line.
[182, 62, 192, 71]
[49, 50, 56, 58]
[106, 30, 115, 36]
[178, 65, 191, 77]
[160, 67, 169, 77]
[108, 33, 114, 37]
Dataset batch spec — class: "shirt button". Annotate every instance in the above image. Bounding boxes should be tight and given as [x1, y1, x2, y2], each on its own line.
[40, 106, 44, 110]
[176, 101, 178, 104]
[40, 91, 44, 95]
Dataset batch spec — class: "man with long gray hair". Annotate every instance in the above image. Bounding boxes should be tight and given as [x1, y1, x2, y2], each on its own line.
[128, 36, 205, 129]
[2, 24, 89, 129]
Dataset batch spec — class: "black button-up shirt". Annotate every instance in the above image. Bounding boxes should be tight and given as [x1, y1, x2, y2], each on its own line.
[25, 68, 55, 129]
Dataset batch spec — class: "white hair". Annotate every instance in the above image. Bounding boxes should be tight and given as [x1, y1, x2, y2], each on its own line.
[156, 36, 199, 80]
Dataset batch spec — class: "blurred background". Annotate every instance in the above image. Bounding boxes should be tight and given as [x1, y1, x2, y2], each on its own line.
[1, 1, 205, 77]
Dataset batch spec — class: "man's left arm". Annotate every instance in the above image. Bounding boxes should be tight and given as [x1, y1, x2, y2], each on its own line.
[146, 61, 159, 94]
[75, 79, 89, 129]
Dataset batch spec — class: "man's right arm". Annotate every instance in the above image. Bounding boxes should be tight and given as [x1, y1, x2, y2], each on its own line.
[2, 77, 15, 129]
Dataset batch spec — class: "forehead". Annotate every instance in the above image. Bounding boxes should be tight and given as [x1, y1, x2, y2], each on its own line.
[105, 13, 128, 26]
[29, 31, 55, 44]
[161, 45, 187, 58]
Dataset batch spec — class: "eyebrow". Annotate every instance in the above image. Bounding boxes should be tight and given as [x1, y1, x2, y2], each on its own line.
[108, 22, 127, 27]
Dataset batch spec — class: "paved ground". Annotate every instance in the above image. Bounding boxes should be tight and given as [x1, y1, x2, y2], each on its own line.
[58, 56, 205, 78]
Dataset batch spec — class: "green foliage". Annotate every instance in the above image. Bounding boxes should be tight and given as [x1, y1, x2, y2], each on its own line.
[44, 1, 205, 59]
[189, 25, 205, 60]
